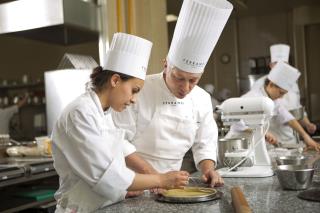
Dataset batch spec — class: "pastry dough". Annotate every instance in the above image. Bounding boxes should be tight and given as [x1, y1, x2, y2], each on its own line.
[162, 187, 216, 198]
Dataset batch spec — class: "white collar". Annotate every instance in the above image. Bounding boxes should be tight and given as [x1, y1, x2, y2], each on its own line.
[88, 89, 108, 117]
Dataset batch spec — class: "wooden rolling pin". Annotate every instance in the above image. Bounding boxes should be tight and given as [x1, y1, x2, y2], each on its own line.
[231, 186, 252, 213]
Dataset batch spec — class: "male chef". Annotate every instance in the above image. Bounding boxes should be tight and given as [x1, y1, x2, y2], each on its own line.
[113, 0, 233, 187]
[252, 44, 317, 146]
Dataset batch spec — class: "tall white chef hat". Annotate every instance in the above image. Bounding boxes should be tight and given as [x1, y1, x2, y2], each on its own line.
[267, 61, 300, 91]
[103, 33, 153, 80]
[167, 0, 233, 73]
[270, 44, 290, 63]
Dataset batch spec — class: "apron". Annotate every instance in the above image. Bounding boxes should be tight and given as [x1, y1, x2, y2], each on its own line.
[132, 83, 199, 173]
[55, 124, 126, 212]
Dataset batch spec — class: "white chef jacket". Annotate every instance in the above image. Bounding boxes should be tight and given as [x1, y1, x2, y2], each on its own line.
[0, 105, 18, 134]
[52, 90, 135, 212]
[251, 75, 302, 144]
[112, 72, 218, 173]
[227, 85, 295, 145]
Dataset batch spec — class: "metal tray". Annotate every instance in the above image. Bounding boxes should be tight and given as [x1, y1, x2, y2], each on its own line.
[156, 188, 222, 203]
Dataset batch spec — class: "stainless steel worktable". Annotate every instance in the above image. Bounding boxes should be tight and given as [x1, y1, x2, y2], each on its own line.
[98, 153, 320, 213]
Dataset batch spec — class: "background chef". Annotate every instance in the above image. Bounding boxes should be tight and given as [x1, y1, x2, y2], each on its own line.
[113, 0, 233, 187]
[0, 94, 27, 134]
[228, 61, 320, 151]
[51, 33, 189, 213]
[252, 44, 318, 145]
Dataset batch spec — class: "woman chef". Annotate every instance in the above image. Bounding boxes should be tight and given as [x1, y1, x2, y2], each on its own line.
[228, 61, 320, 151]
[51, 33, 189, 213]
[251, 44, 317, 146]
[112, 0, 233, 188]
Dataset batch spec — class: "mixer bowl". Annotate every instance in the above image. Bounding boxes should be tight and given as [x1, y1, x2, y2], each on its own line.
[218, 138, 251, 168]
[275, 165, 314, 190]
[276, 156, 307, 166]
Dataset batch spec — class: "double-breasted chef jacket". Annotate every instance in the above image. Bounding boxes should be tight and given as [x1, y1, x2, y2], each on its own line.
[52, 90, 136, 212]
[112, 72, 218, 173]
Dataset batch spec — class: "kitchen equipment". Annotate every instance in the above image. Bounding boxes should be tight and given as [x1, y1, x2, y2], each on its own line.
[218, 137, 253, 169]
[0, 166, 25, 181]
[275, 165, 314, 190]
[276, 156, 307, 166]
[29, 162, 55, 175]
[216, 97, 275, 177]
[45, 69, 91, 134]
[218, 127, 230, 137]
[57, 53, 98, 70]
[297, 189, 320, 202]
[156, 187, 222, 203]
[231, 186, 252, 213]
[0, 0, 100, 45]
[0, 157, 54, 181]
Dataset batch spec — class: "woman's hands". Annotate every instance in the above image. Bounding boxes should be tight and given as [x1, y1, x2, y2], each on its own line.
[159, 171, 189, 189]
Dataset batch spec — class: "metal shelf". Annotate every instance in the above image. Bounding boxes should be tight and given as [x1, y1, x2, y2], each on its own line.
[0, 170, 57, 188]
[0, 82, 44, 90]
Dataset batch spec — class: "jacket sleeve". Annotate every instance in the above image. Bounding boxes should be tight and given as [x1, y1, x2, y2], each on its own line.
[4, 105, 18, 118]
[274, 100, 295, 124]
[54, 109, 135, 202]
[191, 96, 218, 170]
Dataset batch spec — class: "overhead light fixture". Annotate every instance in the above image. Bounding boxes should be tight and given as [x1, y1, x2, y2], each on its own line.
[166, 14, 178, 22]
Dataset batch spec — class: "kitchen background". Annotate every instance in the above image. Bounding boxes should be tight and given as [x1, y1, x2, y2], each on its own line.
[0, 0, 320, 140]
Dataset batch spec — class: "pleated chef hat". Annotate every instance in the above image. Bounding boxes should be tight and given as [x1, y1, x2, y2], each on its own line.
[270, 44, 290, 63]
[103, 33, 153, 80]
[168, 0, 233, 73]
[268, 61, 300, 91]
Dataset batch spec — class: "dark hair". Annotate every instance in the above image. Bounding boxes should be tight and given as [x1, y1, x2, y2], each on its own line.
[90, 66, 134, 91]
[264, 78, 270, 87]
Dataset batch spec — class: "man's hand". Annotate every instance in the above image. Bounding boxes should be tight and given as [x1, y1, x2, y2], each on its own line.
[199, 159, 223, 187]
[201, 169, 224, 188]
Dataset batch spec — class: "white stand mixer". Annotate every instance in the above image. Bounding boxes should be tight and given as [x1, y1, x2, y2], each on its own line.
[217, 97, 275, 178]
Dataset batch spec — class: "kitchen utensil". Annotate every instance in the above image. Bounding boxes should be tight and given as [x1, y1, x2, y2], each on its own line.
[275, 156, 307, 166]
[156, 187, 222, 203]
[231, 186, 252, 213]
[275, 165, 314, 190]
[188, 176, 206, 186]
